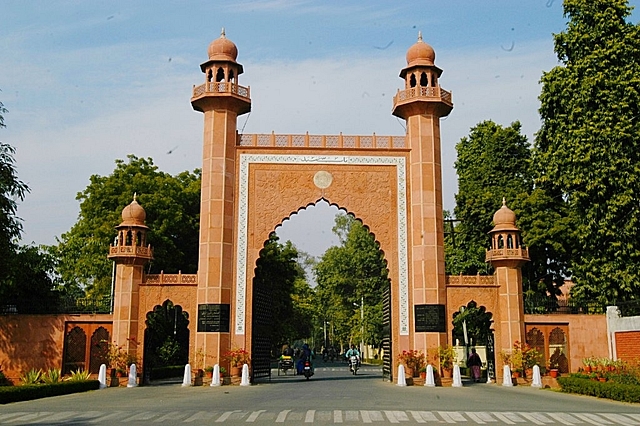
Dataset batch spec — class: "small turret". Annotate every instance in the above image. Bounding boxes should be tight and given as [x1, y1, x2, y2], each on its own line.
[485, 198, 529, 267]
[108, 194, 153, 264]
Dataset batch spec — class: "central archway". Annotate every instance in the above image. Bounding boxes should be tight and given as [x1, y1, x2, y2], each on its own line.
[240, 155, 407, 381]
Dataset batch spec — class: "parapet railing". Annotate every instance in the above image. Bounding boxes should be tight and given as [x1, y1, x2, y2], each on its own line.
[238, 133, 406, 149]
[143, 272, 198, 285]
[393, 86, 452, 106]
[192, 82, 250, 99]
[109, 245, 153, 257]
[485, 247, 530, 261]
[446, 274, 496, 286]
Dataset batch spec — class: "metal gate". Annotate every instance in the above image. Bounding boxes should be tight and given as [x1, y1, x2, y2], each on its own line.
[251, 278, 272, 382]
[381, 281, 392, 382]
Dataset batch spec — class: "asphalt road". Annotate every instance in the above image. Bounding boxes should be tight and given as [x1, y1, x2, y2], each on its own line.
[1, 361, 640, 425]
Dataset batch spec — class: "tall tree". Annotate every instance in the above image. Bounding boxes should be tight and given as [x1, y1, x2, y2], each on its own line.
[51, 155, 201, 298]
[534, 0, 640, 304]
[314, 214, 388, 350]
[447, 120, 532, 275]
[253, 234, 312, 355]
[0, 101, 29, 274]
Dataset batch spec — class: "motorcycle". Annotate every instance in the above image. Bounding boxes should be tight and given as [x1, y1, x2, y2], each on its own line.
[349, 355, 359, 375]
[303, 359, 313, 380]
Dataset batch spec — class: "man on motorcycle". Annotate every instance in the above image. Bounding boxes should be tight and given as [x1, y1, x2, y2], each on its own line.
[345, 344, 361, 367]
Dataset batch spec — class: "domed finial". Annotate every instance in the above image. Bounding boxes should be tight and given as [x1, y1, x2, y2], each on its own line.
[418, 31, 423, 42]
[502, 197, 506, 206]
[133, 192, 138, 202]
[220, 27, 226, 38]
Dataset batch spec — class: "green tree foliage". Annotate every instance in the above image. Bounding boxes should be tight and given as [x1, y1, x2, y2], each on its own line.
[451, 300, 493, 346]
[253, 234, 313, 355]
[0, 102, 29, 275]
[51, 155, 200, 298]
[534, 0, 640, 304]
[314, 214, 388, 350]
[0, 101, 59, 311]
[144, 300, 190, 368]
[447, 120, 532, 275]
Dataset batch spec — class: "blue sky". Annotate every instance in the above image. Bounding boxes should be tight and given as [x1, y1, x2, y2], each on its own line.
[2, 1, 639, 258]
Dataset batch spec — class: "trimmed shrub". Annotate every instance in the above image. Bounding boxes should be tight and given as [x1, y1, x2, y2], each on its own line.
[0, 380, 100, 404]
[558, 376, 640, 403]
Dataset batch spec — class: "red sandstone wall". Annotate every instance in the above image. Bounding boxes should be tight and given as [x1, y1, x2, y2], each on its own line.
[525, 314, 608, 371]
[0, 314, 112, 382]
[615, 331, 640, 363]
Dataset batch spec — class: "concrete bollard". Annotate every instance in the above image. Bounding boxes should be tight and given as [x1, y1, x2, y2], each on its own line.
[98, 364, 107, 389]
[210, 364, 221, 387]
[396, 364, 407, 386]
[240, 363, 250, 386]
[127, 364, 138, 387]
[182, 364, 192, 387]
[425, 364, 436, 387]
[502, 365, 513, 387]
[452, 364, 463, 387]
[531, 365, 542, 387]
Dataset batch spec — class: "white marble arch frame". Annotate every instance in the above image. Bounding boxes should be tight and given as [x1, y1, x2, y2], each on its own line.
[235, 154, 409, 336]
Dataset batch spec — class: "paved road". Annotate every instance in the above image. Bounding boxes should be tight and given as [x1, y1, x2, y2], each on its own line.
[1, 362, 639, 425]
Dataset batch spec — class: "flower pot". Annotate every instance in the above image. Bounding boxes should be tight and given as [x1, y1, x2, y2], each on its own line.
[549, 369, 559, 378]
[230, 366, 241, 377]
[206, 371, 213, 379]
[583, 366, 592, 373]
[512, 371, 521, 378]
[442, 368, 453, 378]
[420, 372, 426, 380]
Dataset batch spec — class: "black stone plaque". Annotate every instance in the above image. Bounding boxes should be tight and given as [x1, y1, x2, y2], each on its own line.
[197, 304, 230, 332]
[414, 304, 446, 333]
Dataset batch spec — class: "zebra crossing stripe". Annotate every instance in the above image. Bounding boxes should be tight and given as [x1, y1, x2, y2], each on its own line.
[87, 411, 127, 423]
[572, 413, 613, 425]
[408, 411, 426, 423]
[333, 410, 343, 423]
[599, 413, 640, 425]
[152, 411, 184, 422]
[383, 411, 400, 423]
[465, 411, 487, 424]
[216, 410, 240, 423]
[361, 410, 373, 423]
[275, 409, 290, 423]
[305, 410, 315, 423]
[491, 412, 517, 424]
[518, 412, 549, 425]
[246, 410, 266, 422]
[546, 412, 581, 425]
[438, 411, 466, 423]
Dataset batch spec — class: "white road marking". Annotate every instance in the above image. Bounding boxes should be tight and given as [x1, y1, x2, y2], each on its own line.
[216, 411, 241, 423]
[361, 410, 373, 423]
[383, 410, 400, 423]
[599, 413, 640, 425]
[438, 411, 467, 423]
[153, 411, 185, 422]
[305, 410, 315, 423]
[334, 409, 343, 423]
[246, 410, 266, 422]
[546, 412, 581, 425]
[408, 411, 426, 423]
[519, 412, 552, 425]
[275, 409, 290, 423]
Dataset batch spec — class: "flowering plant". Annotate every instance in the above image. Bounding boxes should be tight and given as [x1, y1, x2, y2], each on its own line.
[224, 348, 250, 367]
[397, 349, 425, 373]
[501, 341, 542, 372]
[438, 345, 456, 370]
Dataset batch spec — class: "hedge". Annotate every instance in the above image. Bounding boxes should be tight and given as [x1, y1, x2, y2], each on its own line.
[558, 376, 640, 403]
[0, 380, 100, 404]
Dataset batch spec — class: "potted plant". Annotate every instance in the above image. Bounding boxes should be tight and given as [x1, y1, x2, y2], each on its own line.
[396, 349, 425, 378]
[438, 345, 456, 378]
[205, 365, 214, 379]
[582, 357, 594, 373]
[223, 348, 250, 376]
[548, 347, 563, 378]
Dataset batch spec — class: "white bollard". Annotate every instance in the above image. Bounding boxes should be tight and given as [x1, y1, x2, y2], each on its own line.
[240, 363, 250, 386]
[502, 365, 513, 387]
[210, 364, 221, 387]
[425, 364, 436, 387]
[182, 364, 192, 387]
[452, 364, 463, 387]
[127, 364, 138, 387]
[98, 364, 107, 389]
[396, 364, 407, 386]
[531, 365, 542, 387]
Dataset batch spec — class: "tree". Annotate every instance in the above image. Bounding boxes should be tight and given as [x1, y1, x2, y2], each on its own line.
[534, 0, 640, 304]
[252, 234, 312, 355]
[314, 214, 388, 350]
[0, 100, 59, 312]
[51, 155, 201, 298]
[0, 101, 30, 278]
[447, 121, 532, 275]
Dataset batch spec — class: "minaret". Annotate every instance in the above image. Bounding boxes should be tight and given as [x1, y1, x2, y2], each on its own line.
[191, 29, 251, 361]
[485, 199, 530, 370]
[108, 194, 153, 357]
[392, 33, 453, 351]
